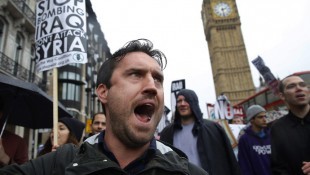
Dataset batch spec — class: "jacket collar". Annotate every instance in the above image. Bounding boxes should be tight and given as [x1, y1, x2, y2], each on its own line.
[287, 110, 310, 126]
[69, 140, 191, 174]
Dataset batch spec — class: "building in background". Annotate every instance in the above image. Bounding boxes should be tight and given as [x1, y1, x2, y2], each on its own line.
[0, 0, 110, 158]
[0, 0, 41, 84]
[201, 0, 255, 104]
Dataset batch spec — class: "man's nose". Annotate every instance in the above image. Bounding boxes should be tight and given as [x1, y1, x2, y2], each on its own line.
[143, 74, 158, 95]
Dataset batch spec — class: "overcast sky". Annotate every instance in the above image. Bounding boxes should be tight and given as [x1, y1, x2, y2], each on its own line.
[91, 0, 310, 118]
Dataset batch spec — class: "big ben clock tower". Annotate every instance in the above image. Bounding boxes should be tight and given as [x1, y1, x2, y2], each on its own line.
[201, 0, 255, 104]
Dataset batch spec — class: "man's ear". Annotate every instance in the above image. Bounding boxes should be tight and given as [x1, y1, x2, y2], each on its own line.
[278, 92, 285, 101]
[96, 84, 108, 104]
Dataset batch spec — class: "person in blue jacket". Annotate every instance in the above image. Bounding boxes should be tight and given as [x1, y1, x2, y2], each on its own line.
[238, 105, 272, 175]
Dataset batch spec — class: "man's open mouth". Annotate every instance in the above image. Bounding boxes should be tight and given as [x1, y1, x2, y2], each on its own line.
[296, 94, 305, 98]
[134, 103, 155, 123]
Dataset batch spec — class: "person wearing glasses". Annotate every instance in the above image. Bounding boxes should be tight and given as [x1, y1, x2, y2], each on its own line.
[238, 105, 272, 175]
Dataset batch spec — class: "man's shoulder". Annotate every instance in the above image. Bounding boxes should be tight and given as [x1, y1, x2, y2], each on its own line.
[2, 130, 26, 142]
[57, 143, 79, 153]
[162, 123, 174, 130]
[155, 140, 186, 158]
[155, 140, 208, 175]
[238, 131, 248, 140]
[238, 128, 258, 142]
[201, 119, 222, 130]
[271, 114, 289, 128]
[159, 123, 174, 137]
[270, 115, 291, 137]
[3, 130, 20, 137]
[201, 119, 217, 125]
[188, 162, 209, 175]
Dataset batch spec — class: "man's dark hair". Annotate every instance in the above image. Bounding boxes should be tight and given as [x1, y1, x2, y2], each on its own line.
[96, 39, 167, 88]
[92, 112, 105, 124]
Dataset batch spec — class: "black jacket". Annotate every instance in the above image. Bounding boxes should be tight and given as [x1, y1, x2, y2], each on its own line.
[160, 89, 240, 175]
[0, 134, 208, 175]
[271, 110, 310, 175]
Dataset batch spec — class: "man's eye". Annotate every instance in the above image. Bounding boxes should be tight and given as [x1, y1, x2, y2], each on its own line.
[299, 82, 307, 87]
[177, 99, 186, 104]
[130, 72, 141, 77]
[154, 76, 163, 84]
[286, 82, 308, 89]
[286, 84, 296, 89]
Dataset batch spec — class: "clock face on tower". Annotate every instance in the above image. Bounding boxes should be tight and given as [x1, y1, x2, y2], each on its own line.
[213, 2, 232, 17]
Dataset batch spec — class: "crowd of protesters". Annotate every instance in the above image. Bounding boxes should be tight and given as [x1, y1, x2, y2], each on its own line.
[0, 39, 309, 175]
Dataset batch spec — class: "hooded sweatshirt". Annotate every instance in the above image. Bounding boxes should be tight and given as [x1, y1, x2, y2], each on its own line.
[160, 89, 241, 175]
[238, 126, 272, 175]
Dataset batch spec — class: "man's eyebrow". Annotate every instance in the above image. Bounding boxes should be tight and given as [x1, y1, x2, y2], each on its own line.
[124, 67, 145, 73]
[286, 81, 305, 86]
[153, 70, 164, 80]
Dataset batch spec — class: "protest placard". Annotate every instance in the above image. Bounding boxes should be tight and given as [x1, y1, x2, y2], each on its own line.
[35, 0, 87, 72]
[252, 56, 279, 95]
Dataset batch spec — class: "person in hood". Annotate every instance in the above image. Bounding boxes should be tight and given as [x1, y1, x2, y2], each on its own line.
[238, 105, 272, 175]
[160, 89, 240, 175]
[0, 39, 207, 175]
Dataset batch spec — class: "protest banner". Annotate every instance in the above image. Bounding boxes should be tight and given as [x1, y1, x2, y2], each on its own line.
[207, 102, 244, 120]
[35, 0, 87, 72]
[35, 0, 87, 144]
[213, 94, 234, 120]
[252, 56, 279, 95]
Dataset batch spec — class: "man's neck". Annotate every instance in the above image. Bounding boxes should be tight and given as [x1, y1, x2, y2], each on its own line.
[104, 130, 149, 169]
[251, 125, 263, 133]
[290, 104, 310, 119]
[181, 115, 195, 125]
